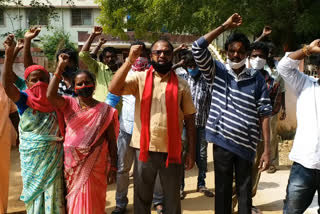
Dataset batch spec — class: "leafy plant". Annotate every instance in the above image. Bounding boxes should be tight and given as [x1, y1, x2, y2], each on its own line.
[39, 29, 77, 62]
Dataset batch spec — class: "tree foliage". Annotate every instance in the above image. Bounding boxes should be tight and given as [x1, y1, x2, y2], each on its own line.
[39, 29, 77, 62]
[96, 0, 320, 51]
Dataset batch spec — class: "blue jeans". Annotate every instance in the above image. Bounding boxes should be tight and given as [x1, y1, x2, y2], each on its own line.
[115, 130, 163, 208]
[283, 162, 320, 214]
[195, 126, 208, 187]
[181, 126, 208, 190]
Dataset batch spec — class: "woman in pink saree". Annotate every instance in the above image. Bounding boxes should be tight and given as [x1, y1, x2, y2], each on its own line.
[47, 54, 118, 214]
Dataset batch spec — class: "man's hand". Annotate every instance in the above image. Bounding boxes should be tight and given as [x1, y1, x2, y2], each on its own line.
[92, 26, 103, 37]
[24, 26, 41, 40]
[222, 13, 242, 30]
[107, 170, 116, 184]
[258, 150, 270, 172]
[57, 53, 69, 73]
[174, 43, 188, 53]
[3, 34, 16, 56]
[184, 152, 195, 170]
[128, 45, 143, 63]
[279, 109, 286, 120]
[15, 39, 24, 50]
[309, 39, 320, 54]
[99, 37, 107, 45]
[262, 26, 272, 36]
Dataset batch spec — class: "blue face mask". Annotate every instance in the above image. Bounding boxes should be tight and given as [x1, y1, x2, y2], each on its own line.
[187, 67, 200, 77]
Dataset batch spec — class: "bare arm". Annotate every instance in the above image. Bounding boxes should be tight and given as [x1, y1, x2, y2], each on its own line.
[259, 116, 271, 172]
[81, 26, 103, 52]
[2, 35, 21, 102]
[184, 113, 196, 170]
[204, 13, 242, 44]
[255, 26, 272, 42]
[47, 54, 69, 108]
[10, 39, 25, 83]
[108, 45, 142, 95]
[91, 37, 106, 56]
[23, 27, 41, 68]
[9, 111, 20, 146]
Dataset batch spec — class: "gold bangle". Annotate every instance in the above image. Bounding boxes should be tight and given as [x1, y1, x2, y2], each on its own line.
[302, 45, 311, 56]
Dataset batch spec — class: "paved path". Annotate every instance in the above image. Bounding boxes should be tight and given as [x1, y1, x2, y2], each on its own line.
[7, 144, 318, 214]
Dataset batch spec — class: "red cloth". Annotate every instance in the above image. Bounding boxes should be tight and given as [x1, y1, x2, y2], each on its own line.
[24, 65, 49, 80]
[25, 81, 65, 137]
[140, 66, 181, 167]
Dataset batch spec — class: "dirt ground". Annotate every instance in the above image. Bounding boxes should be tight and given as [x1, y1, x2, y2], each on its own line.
[7, 142, 318, 214]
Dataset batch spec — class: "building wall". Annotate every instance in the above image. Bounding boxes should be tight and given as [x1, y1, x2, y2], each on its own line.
[0, 7, 100, 46]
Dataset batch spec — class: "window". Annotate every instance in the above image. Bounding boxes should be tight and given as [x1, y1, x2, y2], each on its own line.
[26, 9, 49, 26]
[71, 9, 92, 26]
[0, 9, 4, 25]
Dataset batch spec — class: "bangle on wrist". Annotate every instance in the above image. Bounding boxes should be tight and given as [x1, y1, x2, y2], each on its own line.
[126, 57, 134, 65]
[220, 24, 227, 31]
[110, 166, 117, 172]
[302, 45, 311, 56]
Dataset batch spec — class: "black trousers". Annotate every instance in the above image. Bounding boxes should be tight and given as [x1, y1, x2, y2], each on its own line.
[213, 145, 253, 214]
[133, 149, 182, 214]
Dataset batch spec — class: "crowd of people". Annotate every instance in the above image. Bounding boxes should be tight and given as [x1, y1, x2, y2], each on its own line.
[0, 13, 319, 214]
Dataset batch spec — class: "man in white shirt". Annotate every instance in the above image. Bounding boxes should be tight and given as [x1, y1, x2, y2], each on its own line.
[277, 39, 320, 214]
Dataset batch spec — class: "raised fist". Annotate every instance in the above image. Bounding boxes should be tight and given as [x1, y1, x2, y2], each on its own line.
[92, 26, 103, 37]
[223, 13, 242, 30]
[309, 39, 320, 54]
[3, 34, 16, 54]
[25, 26, 41, 40]
[128, 45, 143, 62]
[58, 53, 70, 70]
[99, 37, 107, 44]
[16, 38, 25, 50]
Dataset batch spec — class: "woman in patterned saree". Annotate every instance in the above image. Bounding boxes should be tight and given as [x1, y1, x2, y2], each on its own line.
[47, 53, 118, 214]
[2, 35, 65, 213]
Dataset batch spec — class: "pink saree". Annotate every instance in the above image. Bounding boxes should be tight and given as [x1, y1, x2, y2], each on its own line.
[61, 97, 118, 214]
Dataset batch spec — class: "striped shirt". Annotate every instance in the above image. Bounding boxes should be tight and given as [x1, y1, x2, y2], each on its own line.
[192, 37, 272, 161]
[186, 72, 212, 127]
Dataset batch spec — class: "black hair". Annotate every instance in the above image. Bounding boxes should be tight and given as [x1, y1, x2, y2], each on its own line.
[99, 47, 117, 62]
[224, 32, 250, 52]
[249, 42, 270, 58]
[56, 48, 79, 67]
[180, 50, 195, 66]
[150, 39, 174, 52]
[72, 70, 96, 88]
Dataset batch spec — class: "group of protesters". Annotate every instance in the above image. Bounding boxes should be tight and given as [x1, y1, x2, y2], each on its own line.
[0, 13, 320, 214]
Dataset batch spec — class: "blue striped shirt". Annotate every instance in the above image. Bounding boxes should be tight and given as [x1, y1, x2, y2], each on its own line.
[192, 37, 272, 161]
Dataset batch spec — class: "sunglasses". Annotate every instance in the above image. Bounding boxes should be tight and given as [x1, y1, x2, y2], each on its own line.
[151, 50, 172, 57]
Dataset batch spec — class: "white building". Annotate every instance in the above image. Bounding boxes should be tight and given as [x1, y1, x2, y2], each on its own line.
[0, 0, 100, 47]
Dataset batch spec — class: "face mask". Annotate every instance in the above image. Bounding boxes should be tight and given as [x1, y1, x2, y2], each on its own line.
[150, 60, 173, 74]
[75, 85, 95, 98]
[249, 57, 266, 70]
[227, 58, 246, 70]
[132, 57, 149, 72]
[187, 67, 200, 77]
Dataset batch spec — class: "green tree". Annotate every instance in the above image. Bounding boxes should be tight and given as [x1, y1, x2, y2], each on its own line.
[96, 0, 320, 51]
[39, 29, 77, 62]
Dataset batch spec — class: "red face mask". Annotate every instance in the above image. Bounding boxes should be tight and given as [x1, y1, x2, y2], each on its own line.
[25, 81, 54, 112]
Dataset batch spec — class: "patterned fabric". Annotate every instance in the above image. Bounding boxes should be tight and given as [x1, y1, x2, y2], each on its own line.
[61, 97, 119, 214]
[58, 80, 75, 97]
[18, 106, 65, 213]
[186, 73, 212, 127]
[192, 37, 272, 161]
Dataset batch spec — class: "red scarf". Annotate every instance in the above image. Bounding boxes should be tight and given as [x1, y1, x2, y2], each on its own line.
[25, 82, 65, 137]
[140, 66, 181, 167]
